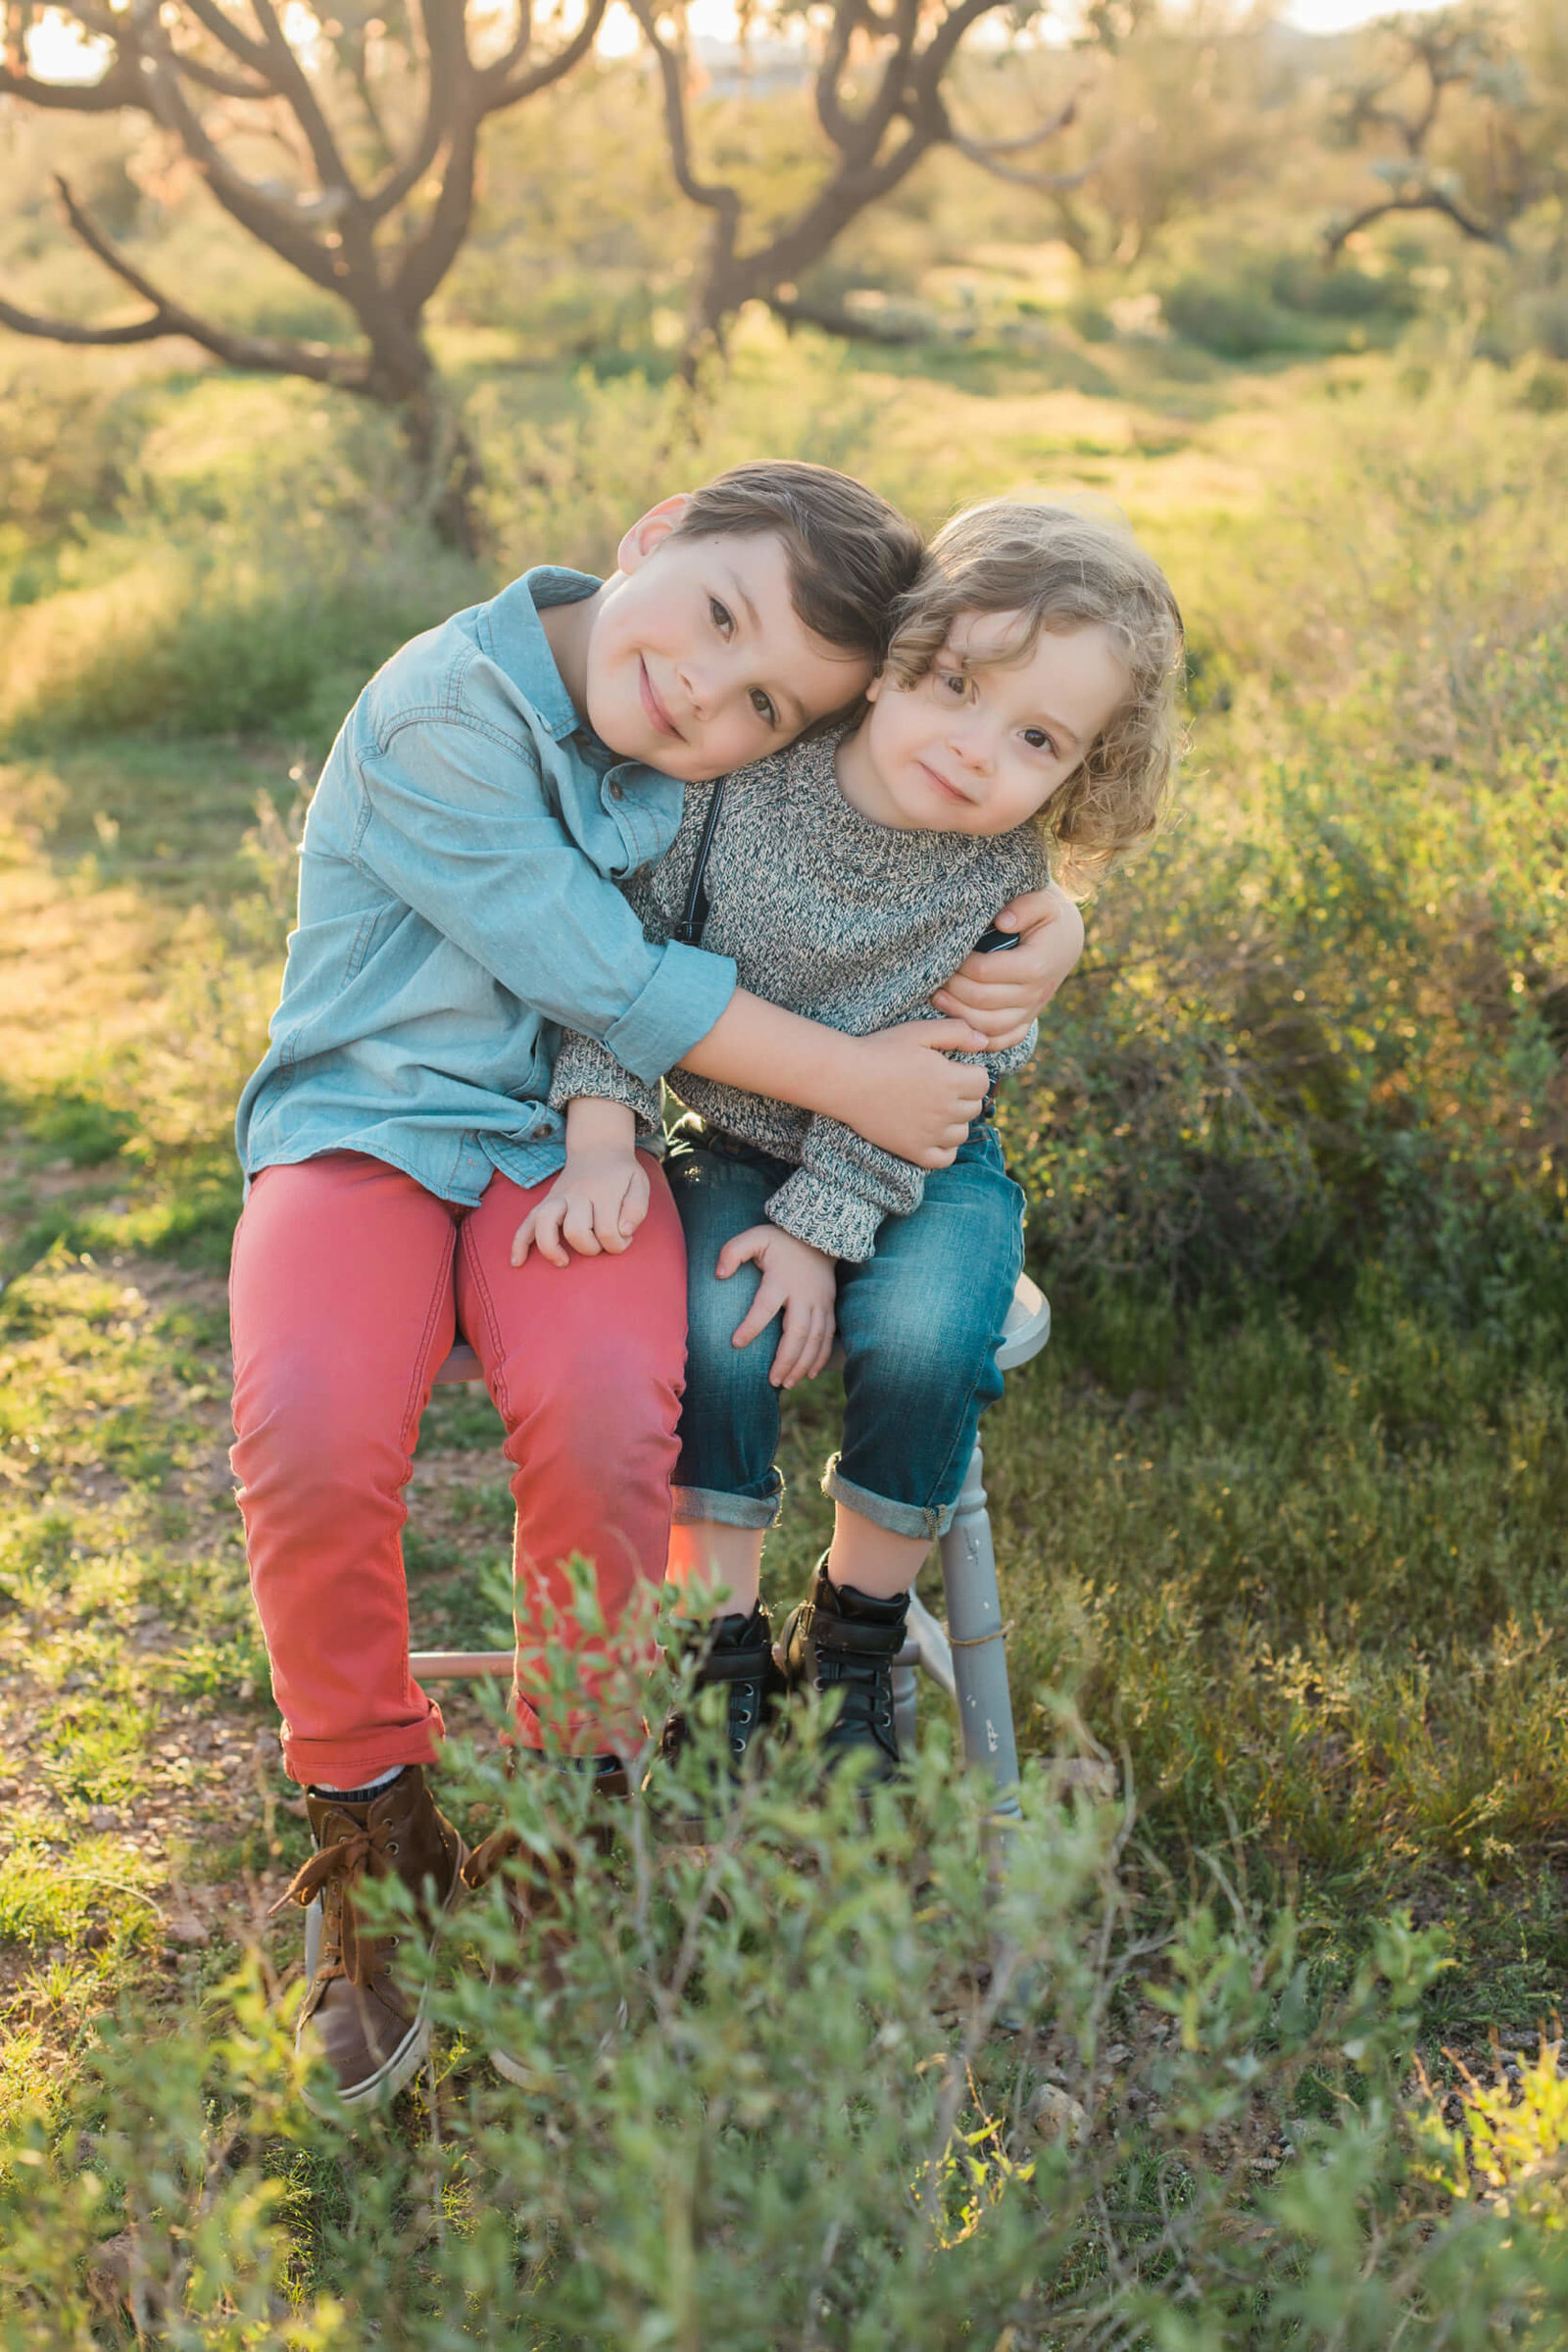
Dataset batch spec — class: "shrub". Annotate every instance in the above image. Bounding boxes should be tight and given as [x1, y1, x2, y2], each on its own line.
[0, 1683, 1537, 2350]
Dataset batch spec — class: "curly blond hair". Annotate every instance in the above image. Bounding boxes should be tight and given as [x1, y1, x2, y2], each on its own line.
[884, 499, 1184, 883]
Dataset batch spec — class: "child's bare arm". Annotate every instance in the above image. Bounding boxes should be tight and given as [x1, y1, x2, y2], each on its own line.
[681, 998, 988, 1169]
[511, 1098, 649, 1267]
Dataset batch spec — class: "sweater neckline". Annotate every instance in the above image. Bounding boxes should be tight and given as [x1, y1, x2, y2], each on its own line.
[787, 726, 963, 856]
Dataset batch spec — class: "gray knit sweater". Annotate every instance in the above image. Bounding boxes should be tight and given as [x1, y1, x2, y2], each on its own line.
[549, 726, 1049, 1261]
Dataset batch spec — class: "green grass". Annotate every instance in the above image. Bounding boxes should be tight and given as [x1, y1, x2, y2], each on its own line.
[2, 318, 1568, 2339]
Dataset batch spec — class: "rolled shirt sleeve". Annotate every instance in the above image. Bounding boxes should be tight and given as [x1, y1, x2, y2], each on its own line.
[355, 716, 735, 1085]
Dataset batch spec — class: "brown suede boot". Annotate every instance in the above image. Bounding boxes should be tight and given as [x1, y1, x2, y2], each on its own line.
[273, 1766, 466, 2113]
[462, 1756, 627, 2086]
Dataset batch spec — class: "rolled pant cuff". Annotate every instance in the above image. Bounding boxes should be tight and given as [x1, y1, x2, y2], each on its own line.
[280, 1700, 445, 1789]
[822, 1455, 954, 1543]
[670, 1480, 782, 1532]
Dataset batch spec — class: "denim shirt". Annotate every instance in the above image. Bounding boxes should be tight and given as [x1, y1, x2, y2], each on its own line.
[235, 567, 738, 1204]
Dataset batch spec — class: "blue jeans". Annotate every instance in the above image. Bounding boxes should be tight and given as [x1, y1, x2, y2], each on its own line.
[665, 1122, 1026, 1544]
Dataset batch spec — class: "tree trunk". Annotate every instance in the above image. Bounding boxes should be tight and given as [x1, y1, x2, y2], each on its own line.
[400, 384, 487, 560]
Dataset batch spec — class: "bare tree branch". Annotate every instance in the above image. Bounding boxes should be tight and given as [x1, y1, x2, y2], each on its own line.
[391, 115, 481, 312]
[1, 172, 369, 381]
[164, 49, 274, 97]
[137, 49, 348, 285]
[485, 0, 606, 110]
[0, 297, 172, 345]
[1327, 185, 1506, 255]
[245, 0, 361, 204]
[1325, 12, 1526, 259]
[344, 26, 397, 167]
[626, 0, 738, 221]
[631, 0, 1090, 365]
[768, 292, 926, 344]
[954, 86, 1082, 157]
[176, 0, 272, 74]
[949, 139, 1093, 192]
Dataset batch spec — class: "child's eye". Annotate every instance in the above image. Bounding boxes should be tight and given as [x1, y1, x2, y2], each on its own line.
[940, 670, 966, 698]
[710, 597, 734, 634]
[750, 687, 778, 726]
[1023, 728, 1057, 756]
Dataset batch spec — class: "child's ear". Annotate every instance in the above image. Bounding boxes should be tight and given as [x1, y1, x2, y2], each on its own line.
[863, 667, 886, 704]
[617, 493, 692, 574]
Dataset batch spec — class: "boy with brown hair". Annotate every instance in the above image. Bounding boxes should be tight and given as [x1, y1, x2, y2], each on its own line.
[232, 462, 1082, 2106]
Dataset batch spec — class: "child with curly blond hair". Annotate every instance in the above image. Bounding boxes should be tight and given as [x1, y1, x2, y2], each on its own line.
[528, 498, 1183, 1781]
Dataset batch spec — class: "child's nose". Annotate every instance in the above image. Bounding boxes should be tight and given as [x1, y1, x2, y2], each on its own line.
[676, 659, 709, 718]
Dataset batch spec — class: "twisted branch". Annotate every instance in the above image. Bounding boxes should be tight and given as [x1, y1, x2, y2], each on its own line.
[0, 172, 368, 382]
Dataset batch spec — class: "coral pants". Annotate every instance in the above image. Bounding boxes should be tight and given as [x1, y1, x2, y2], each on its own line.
[228, 1152, 686, 1785]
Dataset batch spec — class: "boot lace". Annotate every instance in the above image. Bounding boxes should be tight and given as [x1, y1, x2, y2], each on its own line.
[816, 1647, 898, 1760]
[271, 1822, 402, 1987]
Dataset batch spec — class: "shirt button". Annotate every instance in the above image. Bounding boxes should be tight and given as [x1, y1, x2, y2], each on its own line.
[530, 1124, 551, 1140]
[608, 780, 624, 801]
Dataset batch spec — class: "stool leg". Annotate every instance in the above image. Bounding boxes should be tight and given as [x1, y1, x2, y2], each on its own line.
[938, 1440, 1021, 1820]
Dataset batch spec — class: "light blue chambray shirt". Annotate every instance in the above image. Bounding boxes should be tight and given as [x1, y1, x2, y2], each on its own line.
[235, 567, 738, 1205]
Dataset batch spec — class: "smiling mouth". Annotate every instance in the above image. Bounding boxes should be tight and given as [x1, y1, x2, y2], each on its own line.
[639, 658, 681, 739]
[919, 761, 972, 805]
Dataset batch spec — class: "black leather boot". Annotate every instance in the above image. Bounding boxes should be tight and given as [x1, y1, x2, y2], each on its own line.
[778, 1562, 907, 1782]
[661, 1602, 784, 1780]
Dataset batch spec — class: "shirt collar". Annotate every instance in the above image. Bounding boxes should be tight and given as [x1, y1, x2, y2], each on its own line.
[480, 565, 603, 746]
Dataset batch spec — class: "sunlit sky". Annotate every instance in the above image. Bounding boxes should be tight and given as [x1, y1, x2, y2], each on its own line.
[23, 0, 1452, 84]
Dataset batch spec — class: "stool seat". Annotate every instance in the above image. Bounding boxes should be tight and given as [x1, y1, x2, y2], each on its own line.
[415, 1268, 1052, 1821]
[996, 1270, 1050, 1374]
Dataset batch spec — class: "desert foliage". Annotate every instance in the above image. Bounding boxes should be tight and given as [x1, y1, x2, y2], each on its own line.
[3, 0, 1568, 2336]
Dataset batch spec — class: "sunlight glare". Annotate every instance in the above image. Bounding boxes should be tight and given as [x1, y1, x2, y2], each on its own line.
[24, 6, 111, 80]
[15, 0, 1458, 90]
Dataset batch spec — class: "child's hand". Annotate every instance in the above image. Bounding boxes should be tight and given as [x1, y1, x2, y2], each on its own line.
[930, 881, 1085, 1048]
[842, 1021, 990, 1166]
[512, 1150, 650, 1267]
[716, 1224, 837, 1390]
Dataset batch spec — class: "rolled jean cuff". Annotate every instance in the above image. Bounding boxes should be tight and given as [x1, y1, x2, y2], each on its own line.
[670, 1474, 783, 1532]
[821, 1454, 955, 1543]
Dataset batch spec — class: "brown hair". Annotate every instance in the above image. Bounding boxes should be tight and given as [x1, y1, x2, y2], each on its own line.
[884, 499, 1185, 881]
[671, 462, 924, 672]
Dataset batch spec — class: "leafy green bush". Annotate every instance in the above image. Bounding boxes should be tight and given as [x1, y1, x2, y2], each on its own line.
[1004, 382, 1568, 1325]
[6, 1673, 1555, 2351]
[1158, 251, 1420, 361]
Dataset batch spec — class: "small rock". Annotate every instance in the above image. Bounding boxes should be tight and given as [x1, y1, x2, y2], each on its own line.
[47, 1943, 68, 1966]
[82, 1923, 113, 1951]
[168, 1915, 209, 1947]
[1103, 2043, 1131, 2065]
[85, 1805, 119, 1832]
[1048, 1758, 1118, 1802]
[1029, 2082, 1088, 2145]
[85, 2231, 135, 2308]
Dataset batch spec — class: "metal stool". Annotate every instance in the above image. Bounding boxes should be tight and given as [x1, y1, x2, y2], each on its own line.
[409, 1270, 1051, 1811]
